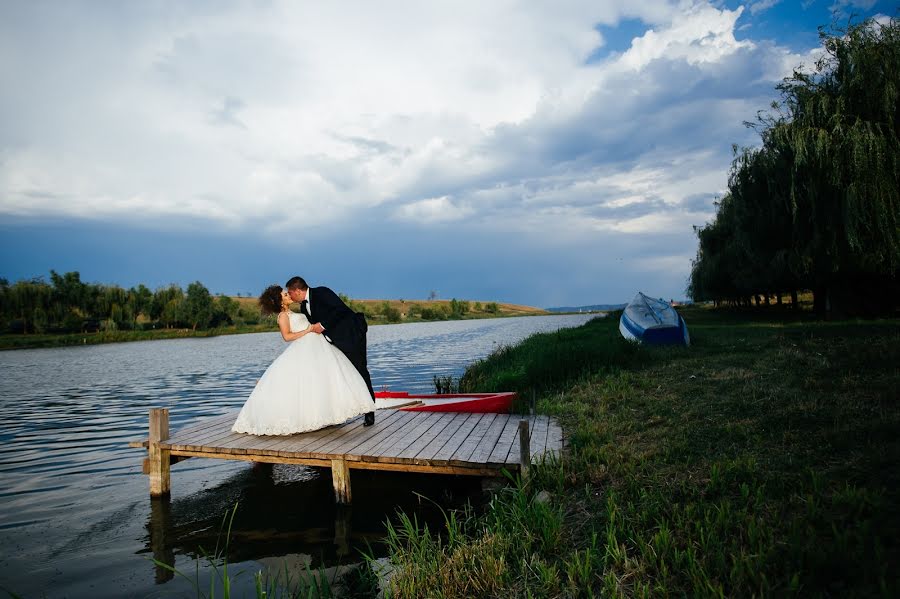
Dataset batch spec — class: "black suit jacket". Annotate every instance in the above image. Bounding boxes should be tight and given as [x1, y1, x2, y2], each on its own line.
[305, 286, 367, 357]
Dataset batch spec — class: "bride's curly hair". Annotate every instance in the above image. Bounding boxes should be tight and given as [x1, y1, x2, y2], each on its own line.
[258, 285, 284, 315]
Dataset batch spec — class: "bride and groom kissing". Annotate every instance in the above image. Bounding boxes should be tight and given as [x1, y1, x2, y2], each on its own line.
[232, 276, 376, 436]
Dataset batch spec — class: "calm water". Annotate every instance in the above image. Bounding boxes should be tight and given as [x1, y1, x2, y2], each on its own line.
[0, 314, 595, 598]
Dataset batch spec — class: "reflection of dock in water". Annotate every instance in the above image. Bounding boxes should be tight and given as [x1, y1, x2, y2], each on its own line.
[146, 487, 364, 586]
[131, 408, 564, 503]
[144, 462, 485, 588]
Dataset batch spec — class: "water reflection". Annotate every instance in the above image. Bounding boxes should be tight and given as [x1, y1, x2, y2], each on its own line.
[142, 464, 483, 593]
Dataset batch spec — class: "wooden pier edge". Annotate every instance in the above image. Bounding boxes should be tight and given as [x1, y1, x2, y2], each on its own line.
[148, 408, 171, 497]
[519, 419, 531, 483]
[134, 408, 558, 505]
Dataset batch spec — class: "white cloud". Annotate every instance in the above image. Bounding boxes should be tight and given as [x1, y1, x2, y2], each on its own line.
[0, 0, 817, 242]
[749, 0, 782, 16]
[393, 195, 472, 223]
[613, 3, 751, 71]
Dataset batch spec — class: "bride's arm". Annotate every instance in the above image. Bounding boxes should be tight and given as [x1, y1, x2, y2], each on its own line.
[278, 313, 313, 342]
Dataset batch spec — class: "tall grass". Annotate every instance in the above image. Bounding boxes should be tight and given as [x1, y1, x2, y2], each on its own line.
[376, 307, 900, 597]
[459, 315, 653, 398]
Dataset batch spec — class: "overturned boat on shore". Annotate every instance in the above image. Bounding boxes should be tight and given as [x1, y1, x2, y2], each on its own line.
[619, 292, 690, 346]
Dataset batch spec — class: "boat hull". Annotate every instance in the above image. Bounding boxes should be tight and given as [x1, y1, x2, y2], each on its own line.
[619, 292, 690, 346]
[374, 391, 516, 413]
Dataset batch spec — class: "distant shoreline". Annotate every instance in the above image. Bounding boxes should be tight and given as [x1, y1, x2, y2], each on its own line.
[0, 302, 592, 351]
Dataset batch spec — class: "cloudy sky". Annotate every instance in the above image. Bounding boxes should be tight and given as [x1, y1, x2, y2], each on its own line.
[0, 0, 893, 307]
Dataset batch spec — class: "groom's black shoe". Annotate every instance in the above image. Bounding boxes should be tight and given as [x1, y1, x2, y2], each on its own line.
[363, 411, 375, 427]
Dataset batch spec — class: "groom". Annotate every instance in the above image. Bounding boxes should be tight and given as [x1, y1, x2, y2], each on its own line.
[285, 276, 376, 426]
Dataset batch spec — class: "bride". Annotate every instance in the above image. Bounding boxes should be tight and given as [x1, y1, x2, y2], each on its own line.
[232, 285, 375, 435]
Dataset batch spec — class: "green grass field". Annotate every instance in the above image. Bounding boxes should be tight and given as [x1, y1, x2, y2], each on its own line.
[377, 305, 899, 597]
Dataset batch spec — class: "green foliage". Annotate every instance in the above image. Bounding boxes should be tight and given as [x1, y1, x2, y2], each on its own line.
[214, 295, 240, 326]
[485, 302, 500, 314]
[690, 17, 900, 315]
[419, 305, 450, 320]
[184, 282, 214, 330]
[338, 292, 358, 313]
[380, 301, 402, 323]
[449, 298, 470, 318]
[432, 375, 459, 394]
[152, 284, 185, 327]
[0, 271, 249, 338]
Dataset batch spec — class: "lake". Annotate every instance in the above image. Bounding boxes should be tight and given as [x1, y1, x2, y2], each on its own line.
[0, 314, 596, 598]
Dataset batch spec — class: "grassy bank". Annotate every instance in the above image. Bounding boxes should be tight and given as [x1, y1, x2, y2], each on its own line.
[379, 306, 899, 597]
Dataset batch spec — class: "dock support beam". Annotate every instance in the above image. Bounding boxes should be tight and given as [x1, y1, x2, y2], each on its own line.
[148, 408, 171, 497]
[332, 458, 351, 504]
[518, 419, 531, 482]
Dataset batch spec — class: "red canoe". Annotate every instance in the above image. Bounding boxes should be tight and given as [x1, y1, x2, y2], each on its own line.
[374, 390, 516, 413]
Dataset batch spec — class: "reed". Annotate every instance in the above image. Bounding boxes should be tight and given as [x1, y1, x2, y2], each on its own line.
[378, 306, 899, 597]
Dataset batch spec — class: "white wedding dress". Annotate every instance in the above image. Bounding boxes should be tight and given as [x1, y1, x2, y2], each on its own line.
[232, 311, 374, 435]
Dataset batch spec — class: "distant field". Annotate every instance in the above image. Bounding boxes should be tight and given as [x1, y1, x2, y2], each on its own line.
[231, 296, 548, 318]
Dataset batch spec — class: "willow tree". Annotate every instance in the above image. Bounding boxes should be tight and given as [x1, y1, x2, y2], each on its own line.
[773, 17, 900, 313]
[688, 193, 745, 304]
[727, 142, 798, 303]
[690, 16, 900, 314]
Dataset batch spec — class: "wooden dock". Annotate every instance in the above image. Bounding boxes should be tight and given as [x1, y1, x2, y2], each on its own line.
[130, 407, 564, 503]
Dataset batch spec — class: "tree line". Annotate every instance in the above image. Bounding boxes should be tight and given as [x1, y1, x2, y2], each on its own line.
[345, 296, 501, 324]
[0, 271, 263, 334]
[688, 17, 899, 315]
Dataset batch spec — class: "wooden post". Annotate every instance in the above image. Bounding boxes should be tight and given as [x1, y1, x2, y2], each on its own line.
[518, 419, 531, 482]
[148, 408, 171, 497]
[331, 458, 351, 504]
[530, 389, 536, 415]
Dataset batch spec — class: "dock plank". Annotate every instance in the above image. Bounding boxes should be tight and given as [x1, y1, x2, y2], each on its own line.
[528, 415, 550, 460]
[365, 411, 437, 460]
[167, 417, 234, 448]
[167, 418, 238, 450]
[449, 413, 497, 464]
[504, 415, 538, 464]
[306, 410, 406, 458]
[486, 416, 523, 466]
[432, 413, 482, 466]
[341, 411, 418, 459]
[546, 419, 563, 453]
[394, 412, 458, 460]
[372, 411, 444, 459]
[465, 413, 510, 465]
[412, 412, 473, 462]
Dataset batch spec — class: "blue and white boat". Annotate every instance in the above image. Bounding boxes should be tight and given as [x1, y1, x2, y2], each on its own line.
[619, 292, 690, 346]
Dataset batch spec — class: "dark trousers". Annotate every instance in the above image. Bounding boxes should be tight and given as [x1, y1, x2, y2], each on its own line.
[347, 343, 375, 404]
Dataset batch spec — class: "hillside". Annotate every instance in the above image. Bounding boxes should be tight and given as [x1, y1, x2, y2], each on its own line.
[232, 296, 548, 320]
[354, 298, 547, 318]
